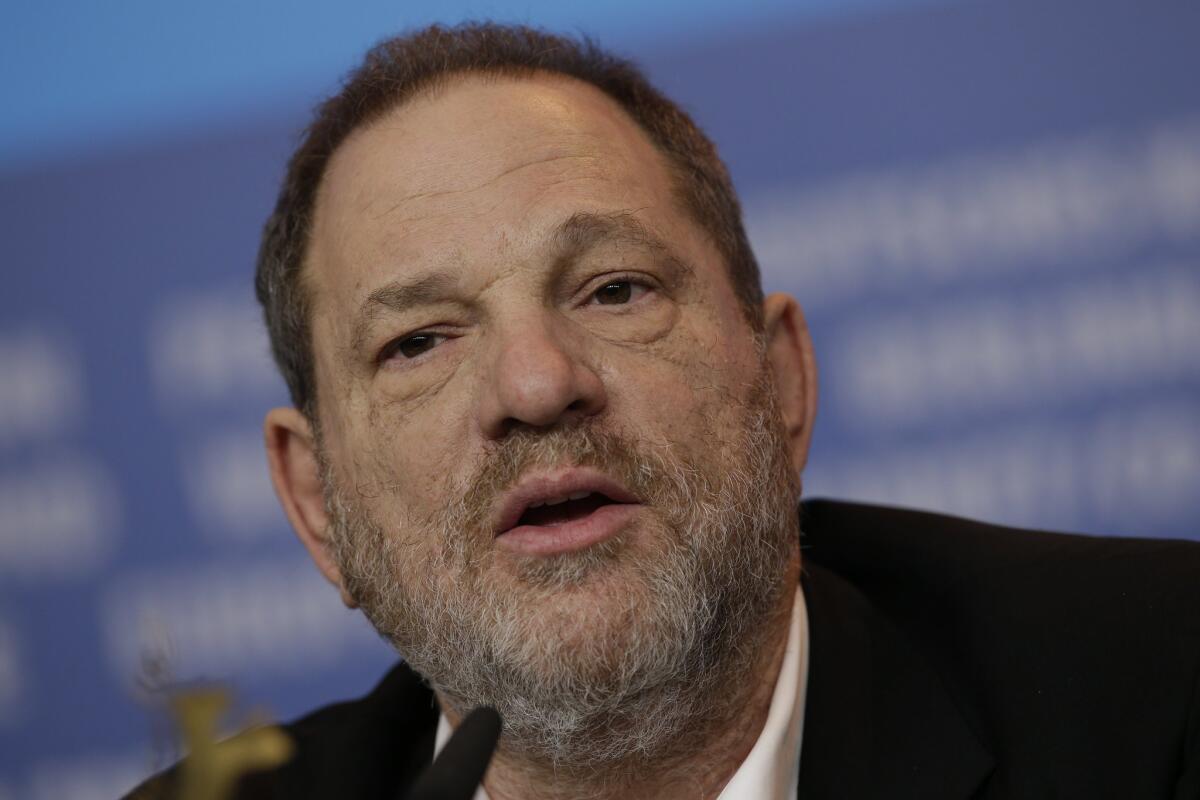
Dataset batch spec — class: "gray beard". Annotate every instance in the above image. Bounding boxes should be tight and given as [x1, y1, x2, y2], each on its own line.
[321, 370, 800, 774]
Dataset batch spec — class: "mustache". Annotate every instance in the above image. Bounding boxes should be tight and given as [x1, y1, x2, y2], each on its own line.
[321, 419, 680, 569]
[447, 421, 681, 538]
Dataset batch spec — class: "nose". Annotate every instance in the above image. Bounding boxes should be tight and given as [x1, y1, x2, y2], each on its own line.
[477, 315, 607, 439]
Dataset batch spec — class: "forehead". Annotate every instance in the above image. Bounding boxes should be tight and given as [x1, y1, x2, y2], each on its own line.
[305, 72, 696, 310]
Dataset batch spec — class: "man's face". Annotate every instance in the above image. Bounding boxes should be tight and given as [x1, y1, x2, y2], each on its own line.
[292, 73, 807, 765]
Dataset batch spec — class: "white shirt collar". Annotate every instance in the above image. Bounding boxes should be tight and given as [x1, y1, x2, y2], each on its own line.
[717, 586, 809, 798]
[434, 588, 810, 799]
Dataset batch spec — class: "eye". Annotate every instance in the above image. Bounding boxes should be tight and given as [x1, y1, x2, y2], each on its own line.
[590, 279, 648, 306]
[381, 332, 445, 362]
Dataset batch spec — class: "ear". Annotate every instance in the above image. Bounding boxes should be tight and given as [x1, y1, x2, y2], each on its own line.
[761, 293, 819, 477]
[263, 407, 358, 608]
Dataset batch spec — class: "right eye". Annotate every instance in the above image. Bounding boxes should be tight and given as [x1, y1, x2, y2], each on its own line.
[381, 332, 445, 362]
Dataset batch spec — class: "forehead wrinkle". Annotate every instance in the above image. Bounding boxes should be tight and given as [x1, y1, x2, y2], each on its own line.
[367, 151, 605, 223]
[377, 169, 622, 236]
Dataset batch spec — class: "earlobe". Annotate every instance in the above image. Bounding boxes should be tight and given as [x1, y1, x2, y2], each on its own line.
[263, 407, 358, 608]
[761, 293, 819, 477]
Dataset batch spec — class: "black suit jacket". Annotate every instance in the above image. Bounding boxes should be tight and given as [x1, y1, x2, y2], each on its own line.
[131, 500, 1200, 799]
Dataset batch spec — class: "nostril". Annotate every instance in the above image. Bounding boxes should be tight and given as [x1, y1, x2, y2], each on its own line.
[483, 350, 607, 439]
[495, 400, 591, 438]
[497, 417, 525, 438]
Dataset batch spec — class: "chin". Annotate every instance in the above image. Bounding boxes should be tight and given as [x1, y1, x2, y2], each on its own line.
[497, 530, 631, 588]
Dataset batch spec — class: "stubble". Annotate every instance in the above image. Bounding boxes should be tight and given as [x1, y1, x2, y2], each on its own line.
[321, 366, 800, 775]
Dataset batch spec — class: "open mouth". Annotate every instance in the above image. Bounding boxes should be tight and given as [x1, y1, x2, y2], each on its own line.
[514, 491, 620, 528]
[492, 468, 642, 556]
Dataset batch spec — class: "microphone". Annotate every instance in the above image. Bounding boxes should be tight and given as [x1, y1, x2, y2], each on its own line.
[404, 706, 502, 800]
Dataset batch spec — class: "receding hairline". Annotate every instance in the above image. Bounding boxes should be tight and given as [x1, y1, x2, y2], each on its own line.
[256, 24, 766, 419]
[297, 66, 733, 321]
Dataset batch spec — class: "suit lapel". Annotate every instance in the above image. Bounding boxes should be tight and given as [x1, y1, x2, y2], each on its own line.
[797, 563, 994, 799]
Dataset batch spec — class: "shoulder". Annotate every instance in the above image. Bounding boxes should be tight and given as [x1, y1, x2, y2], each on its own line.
[799, 498, 1200, 791]
[799, 497, 1200, 631]
[126, 661, 438, 800]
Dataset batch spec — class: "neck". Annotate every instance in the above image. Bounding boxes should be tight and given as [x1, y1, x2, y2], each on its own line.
[442, 548, 801, 800]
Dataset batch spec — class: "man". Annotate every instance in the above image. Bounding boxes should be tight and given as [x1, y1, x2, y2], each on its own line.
[134, 22, 1200, 800]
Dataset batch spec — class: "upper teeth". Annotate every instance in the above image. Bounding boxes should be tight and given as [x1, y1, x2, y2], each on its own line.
[527, 490, 591, 509]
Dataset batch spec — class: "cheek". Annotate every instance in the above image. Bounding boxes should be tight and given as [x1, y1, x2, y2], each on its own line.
[587, 293, 680, 348]
[604, 326, 750, 449]
[323, 387, 465, 523]
[372, 336, 470, 416]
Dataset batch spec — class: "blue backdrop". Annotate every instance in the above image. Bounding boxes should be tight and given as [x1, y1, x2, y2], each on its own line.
[2, 0, 1198, 795]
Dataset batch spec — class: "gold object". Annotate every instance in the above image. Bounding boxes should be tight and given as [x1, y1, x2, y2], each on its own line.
[170, 688, 294, 800]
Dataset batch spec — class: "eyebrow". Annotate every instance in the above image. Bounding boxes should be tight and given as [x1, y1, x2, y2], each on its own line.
[350, 210, 692, 355]
[551, 210, 695, 296]
[553, 210, 677, 265]
[351, 270, 458, 354]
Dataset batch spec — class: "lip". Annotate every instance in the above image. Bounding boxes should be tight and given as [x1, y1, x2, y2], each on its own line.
[492, 466, 642, 556]
[497, 504, 641, 556]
